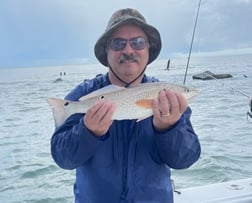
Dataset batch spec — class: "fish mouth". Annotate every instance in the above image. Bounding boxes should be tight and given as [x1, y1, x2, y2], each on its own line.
[118, 54, 140, 64]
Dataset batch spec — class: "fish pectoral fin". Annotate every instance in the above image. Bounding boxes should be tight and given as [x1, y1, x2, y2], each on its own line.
[135, 99, 153, 109]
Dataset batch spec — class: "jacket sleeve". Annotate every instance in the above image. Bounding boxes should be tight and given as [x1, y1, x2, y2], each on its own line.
[152, 107, 201, 169]
[50, 80, 108, 170]
[51, 114, 108, 170]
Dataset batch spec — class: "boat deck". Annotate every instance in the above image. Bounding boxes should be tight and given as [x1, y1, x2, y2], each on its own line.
[174, 178, 252, 203]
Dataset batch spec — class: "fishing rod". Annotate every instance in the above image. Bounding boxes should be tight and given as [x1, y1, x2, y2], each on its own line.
[248, 99, 252, 122]
[203, 72, 252, 122]
[180, 0, 252, 122]
[232, 88, 252, 122]
[183, 0, 202, 85]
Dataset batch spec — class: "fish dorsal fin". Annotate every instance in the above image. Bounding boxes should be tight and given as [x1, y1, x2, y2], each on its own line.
[135, 99, 153, 109]
[79, 84, 125, 101]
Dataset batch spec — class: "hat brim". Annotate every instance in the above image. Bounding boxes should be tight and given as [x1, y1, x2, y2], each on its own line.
[94, 17, 161, 67]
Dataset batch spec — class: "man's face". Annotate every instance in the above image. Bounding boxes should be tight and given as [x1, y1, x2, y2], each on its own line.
[107, 24, 149, 83]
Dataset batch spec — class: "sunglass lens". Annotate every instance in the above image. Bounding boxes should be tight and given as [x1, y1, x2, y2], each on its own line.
[110, 39, 127, 51]
[130, 37, 146, 50]
[109, 37, 147, 51]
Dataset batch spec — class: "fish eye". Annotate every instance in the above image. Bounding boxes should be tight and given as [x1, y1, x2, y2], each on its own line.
[100, 95, 105, 99]
[64, 102, 69, 106]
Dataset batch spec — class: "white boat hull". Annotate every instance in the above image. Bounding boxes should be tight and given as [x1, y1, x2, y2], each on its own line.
[174, 178, 252, 203]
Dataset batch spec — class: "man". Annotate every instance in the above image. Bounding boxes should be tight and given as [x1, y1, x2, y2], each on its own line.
[51, 8, 201, 203]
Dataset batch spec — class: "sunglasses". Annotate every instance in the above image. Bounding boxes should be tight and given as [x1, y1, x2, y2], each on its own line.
[108, 37, 149, 51]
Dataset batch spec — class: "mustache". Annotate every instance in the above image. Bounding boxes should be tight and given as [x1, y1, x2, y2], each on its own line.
[118, 53, 140, 64]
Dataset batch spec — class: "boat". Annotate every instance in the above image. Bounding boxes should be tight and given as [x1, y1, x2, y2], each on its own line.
[174, 178, 252, 203]
[192, 71, 233, 80]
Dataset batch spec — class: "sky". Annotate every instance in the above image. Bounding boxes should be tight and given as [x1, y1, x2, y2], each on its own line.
[0, 0, 252, 67]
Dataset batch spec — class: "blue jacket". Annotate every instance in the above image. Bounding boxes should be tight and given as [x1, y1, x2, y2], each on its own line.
[51, 73, 201, 203]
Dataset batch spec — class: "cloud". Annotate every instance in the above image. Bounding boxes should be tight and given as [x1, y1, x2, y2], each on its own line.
[0, 0, 251, 67]
[193, 0, 252, 52]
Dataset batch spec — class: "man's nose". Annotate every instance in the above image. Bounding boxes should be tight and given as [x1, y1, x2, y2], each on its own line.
[122, 41, 134, 53]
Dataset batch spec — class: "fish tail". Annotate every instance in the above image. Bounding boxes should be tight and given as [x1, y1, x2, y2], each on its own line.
[47, 98, 71, 128]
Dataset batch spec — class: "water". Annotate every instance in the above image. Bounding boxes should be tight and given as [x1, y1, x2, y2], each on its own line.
[0, 54, 252, 202]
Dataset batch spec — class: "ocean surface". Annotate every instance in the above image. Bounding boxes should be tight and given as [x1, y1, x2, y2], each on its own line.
[0, 54, 252, 202]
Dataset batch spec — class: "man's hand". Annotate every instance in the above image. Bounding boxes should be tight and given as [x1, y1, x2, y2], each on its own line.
[152, 89, 188, 131]
[84, 100, 116, 136]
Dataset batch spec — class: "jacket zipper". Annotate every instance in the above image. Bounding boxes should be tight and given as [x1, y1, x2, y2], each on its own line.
[120, 123, 129, 200]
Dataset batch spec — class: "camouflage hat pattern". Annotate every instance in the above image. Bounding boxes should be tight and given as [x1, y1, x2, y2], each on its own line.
[94, 8, 162, 67]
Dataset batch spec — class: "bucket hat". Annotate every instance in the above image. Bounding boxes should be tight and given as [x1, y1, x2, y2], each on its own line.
[94, 8, 162, 67]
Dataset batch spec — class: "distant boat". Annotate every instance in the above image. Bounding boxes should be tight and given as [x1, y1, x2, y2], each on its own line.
[192, 71, 233, 80]
[174, 178, 252, 203]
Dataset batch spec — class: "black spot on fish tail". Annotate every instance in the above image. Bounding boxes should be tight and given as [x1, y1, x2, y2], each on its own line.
[184, 88, 190, 93]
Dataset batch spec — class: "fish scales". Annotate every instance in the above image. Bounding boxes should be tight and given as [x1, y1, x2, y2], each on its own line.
[47, 82, 198, 127]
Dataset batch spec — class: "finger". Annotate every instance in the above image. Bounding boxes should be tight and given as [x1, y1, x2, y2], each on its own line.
[152, 98, 162, 119]
[84, 101, 115, 136]
[165, 89, 179, 115]
[175, 92, 188, 113]
[93, 101, 114, 121]
[99, 102, 116, 125]
[85, 100, 105, 120]
[159, 90, 170, 116]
